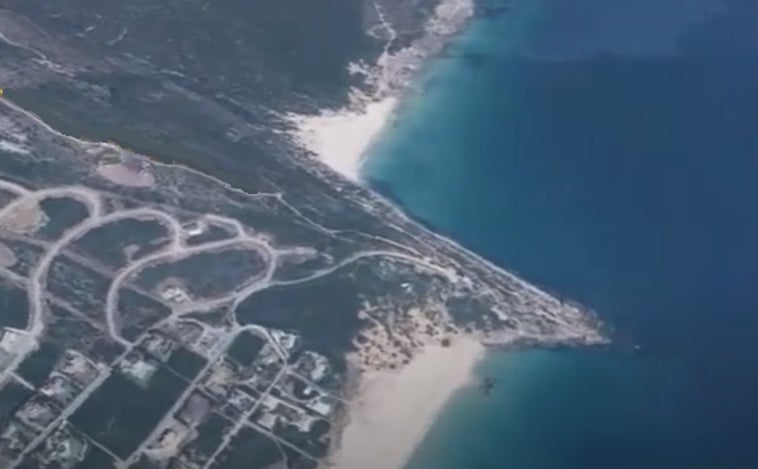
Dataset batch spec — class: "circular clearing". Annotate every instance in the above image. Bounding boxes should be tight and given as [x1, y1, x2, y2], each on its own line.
[97, 163, 155, 188]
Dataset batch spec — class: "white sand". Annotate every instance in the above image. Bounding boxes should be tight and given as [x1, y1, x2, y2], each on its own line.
[287, 0, 474, 183]
[329, 337, 485, 469]
[288, 97, 397, 181]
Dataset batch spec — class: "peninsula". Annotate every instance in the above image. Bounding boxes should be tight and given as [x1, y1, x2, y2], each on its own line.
[0, 0, 605, 467]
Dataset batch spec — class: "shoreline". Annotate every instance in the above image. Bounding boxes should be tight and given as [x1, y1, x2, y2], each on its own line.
[284, 0, 607, 347]
[292, 1, 607, 465]
[327, 337, 485, 469]
[286, 0, 475, 182]
[286, 96, 399, 182]
[0, 1, 607, 466]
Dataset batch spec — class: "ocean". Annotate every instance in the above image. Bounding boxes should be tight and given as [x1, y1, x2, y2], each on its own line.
[362, 0, 758, 467]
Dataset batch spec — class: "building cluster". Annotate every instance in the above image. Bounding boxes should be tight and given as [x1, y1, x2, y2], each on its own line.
[160, 320, 227, 360]
[254, 392, 320, 433]
[142, 391, 213, 466]
[251, 371, 336, 437]
[142, 332, 177, 362]
[246, 334, 337, 445]
[121, 326, 213, 387]
[135, 327, 340, 468]
[119, 349, 160, 387]
[159, 284, 192, 304]
[0, 350, 100, 465]
[1, 318, 342, 468]
[22, 423, 90, 469]
[197, 338, 281, 421]
[291, 350, 331, 383]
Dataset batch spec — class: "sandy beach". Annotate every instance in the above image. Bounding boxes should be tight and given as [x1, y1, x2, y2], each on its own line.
[288, 97, 397, 181]
[289, 1, 486, 466]
[328, 337, 485, 469]
[286, 0, 474, 182]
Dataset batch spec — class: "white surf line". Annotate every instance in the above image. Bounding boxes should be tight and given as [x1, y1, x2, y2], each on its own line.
[369, 189, 603, 330]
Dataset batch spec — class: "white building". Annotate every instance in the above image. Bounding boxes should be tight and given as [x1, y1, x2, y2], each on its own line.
[184, 221, 206, 237]
[160, 286, 191, 303]
[270, 330, 298, 353]
[308, 398, 333, 417]
[257, 412, 278, 430]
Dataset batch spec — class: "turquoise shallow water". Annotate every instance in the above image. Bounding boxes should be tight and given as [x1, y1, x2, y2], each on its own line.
[364, 0, 758, 467]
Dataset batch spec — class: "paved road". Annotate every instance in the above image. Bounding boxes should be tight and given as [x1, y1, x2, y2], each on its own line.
[0, 177, 462, 468]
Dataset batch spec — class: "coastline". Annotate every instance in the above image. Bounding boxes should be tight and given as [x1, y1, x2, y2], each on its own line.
[291, 1, 607, 466]
[283, 0, 607, 348]
[327, 337, 485, 469]
[0, 0, 606, 465]
[286, 0, 475, 182]
[3, 0, 752, 465]
[292, 3, 487, 464]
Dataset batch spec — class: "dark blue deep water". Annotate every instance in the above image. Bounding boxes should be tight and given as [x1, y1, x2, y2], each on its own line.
[363, 0, 758, 467]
